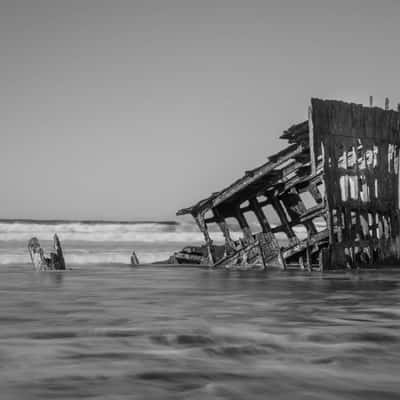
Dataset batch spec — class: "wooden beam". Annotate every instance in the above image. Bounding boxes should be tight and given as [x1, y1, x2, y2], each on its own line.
[195, 214, 214, 264]
[213, 207, 236, 254]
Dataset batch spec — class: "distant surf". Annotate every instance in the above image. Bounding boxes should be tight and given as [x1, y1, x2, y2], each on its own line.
[0, 219, 319, 265]
[0, 220, 205, 265]
[0, 220, 201, 243]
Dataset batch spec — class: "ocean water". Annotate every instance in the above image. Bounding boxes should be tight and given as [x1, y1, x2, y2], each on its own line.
[0, 219, 315, 266]
[0, 219, 209, 265]
[0, 220, 399, 399]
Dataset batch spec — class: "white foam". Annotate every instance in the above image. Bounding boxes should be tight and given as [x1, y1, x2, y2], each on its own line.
[0, 222, 203, 243]
[0, 221, 311, 243]
[0, 251, 174, 265]
[0, 221, 249, 243]
[0, 220, 312, 266]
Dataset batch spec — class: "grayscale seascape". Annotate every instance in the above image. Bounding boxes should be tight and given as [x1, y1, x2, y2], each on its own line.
[0, 221, 400, 399]
[1, 1, 400, 398]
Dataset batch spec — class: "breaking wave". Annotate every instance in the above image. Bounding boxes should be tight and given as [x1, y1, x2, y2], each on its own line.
[0, 220, 310, 243]
[0, 220, 208, 265]
[0, 221, 208, 243]
[0, 219, 313, 266]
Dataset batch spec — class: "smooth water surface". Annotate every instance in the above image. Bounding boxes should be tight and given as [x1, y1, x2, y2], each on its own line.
[1, 265, 400, 399]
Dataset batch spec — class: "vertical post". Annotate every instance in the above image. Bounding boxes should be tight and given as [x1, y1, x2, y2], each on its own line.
[305, 229, 312, 270]
[336, 209, 343, 243]
[318, 248, 329, 271]
[385, 97, 390, 110]
[249, 198, 272, 233]
[342, 207, 351, 242]
[397, 103, 400, 113]
[213, 207, 236, 254]
[308, 105, 316, 175]
[194, 214, 214, 265]
[353, 139, 363, 242]
[369, 96, 373, 107]
[322, 134, 335, 246]
[235, 209, 253, 244]
[269, 195, 297, 244]
[250, 198, 278, 269]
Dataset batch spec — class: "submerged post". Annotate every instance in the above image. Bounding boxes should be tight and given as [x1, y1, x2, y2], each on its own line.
[28, 234, 66, 271]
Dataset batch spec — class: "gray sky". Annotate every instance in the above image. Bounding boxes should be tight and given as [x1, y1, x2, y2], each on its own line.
[0, 0, 399, 220]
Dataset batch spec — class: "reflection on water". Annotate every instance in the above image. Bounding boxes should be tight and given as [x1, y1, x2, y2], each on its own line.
[0, 265, 400, 399]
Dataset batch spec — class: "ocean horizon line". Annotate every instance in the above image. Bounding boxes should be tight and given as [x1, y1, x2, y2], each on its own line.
[0, 218, 179, 225]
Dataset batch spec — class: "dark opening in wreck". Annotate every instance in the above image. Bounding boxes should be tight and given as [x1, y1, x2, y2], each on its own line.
[174, 98, 400, 270]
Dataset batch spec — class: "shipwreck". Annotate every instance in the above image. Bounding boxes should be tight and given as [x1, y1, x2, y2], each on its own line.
[28, 234, 66, 271]
[172, 98, 400, 270]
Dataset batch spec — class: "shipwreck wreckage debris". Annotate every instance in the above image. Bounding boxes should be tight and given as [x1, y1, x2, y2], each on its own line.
[28, 234, 66, 271]
[26, 98, 400, 271]
[172, 98, 400, 270]
[130, 250, 139, 265]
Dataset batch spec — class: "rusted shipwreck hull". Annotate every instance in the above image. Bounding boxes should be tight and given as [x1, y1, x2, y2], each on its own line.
[174, 98, 400, 270]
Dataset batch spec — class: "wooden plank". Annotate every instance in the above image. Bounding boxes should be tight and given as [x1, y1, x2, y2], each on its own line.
[177, 144, 305, 217]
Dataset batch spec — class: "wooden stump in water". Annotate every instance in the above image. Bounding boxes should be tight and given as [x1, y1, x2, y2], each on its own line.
[130, 251, 139, 265]
[28, 234, 66, 271]
[52, 234, 66, 270]
[28, 237, 48, 271]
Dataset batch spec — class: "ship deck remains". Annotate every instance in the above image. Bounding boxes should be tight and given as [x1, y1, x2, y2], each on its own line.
[176, 98, 400, 270]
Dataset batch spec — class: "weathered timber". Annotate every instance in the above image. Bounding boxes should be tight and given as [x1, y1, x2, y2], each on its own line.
[174, 98, 400, 270]
[28, 234, 66, 271]
[131, 251, 139, 265]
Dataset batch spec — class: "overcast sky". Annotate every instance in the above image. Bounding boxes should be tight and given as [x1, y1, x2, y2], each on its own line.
[0, 0, 399, 220]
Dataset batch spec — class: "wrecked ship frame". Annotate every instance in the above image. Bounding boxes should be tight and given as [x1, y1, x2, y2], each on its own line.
[176, 99, 400, 270]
